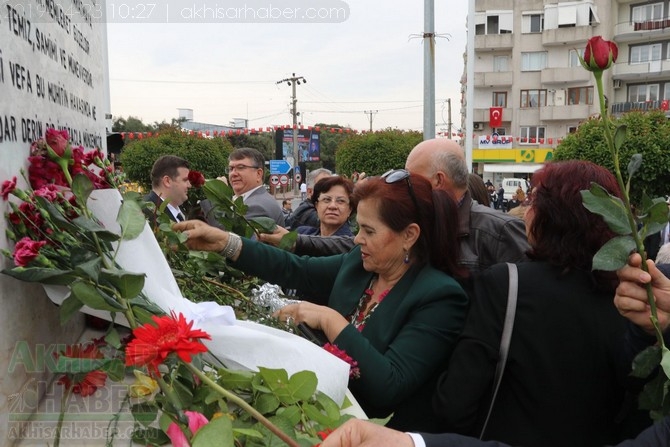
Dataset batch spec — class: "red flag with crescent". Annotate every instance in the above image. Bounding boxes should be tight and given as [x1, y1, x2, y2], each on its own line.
[489, 107, 503, 128]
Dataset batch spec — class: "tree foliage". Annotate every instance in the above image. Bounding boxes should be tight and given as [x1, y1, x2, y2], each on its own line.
[335, 129, 423, 176]
[553, 110, 670, 203]
[120, 128, 233, 189]
[314, 124, 354, 173]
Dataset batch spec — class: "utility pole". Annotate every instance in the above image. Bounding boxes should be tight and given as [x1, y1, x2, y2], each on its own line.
[363, 110, 378, 132]
[276, 73, 306, 195]
[447, 98, 452, 139]
[423, 0, 435, 139]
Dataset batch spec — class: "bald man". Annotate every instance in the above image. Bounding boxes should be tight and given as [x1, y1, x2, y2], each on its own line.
[406, 139, 529, 274]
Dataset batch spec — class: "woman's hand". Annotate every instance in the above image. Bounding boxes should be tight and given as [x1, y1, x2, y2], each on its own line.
[172, 220, 228, 253]
[615, 253, 670, 334]
[274, 302, 348, 342]
[258, 226, 291, 248]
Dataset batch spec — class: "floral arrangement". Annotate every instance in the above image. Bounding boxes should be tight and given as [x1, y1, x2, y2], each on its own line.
[578, 36, 670, 418]
[1, 130, 354, 446]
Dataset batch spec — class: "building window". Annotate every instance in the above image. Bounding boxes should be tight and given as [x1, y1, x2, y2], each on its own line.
[632, 3, 664, 23]
[522, 13, 544, 33]
[567, 87, 594, 105]
[521, 52, 548, 71]
[569, 49, 585, 67]
[493, 92, 507, 107]
[520, 89, 547, 108]
[628, 84, 660, 102]
[475, 11, 513, 35]
[630, 43, 662, 63]
[492, 127, 506, 135]
[493, 56, 509, 72]
[519, 126, 546, 143]
[568, 126, 578, 134]
[664, 82, 670, 100]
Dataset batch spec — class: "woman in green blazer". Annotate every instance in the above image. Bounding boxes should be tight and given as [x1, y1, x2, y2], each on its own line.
[174, 170, 468, 432]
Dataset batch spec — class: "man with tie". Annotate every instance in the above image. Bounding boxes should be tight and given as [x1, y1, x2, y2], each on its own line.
[144, 155, 192, 224]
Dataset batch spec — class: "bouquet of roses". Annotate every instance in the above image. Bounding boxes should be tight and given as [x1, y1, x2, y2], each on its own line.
[1, 129, 353, 446]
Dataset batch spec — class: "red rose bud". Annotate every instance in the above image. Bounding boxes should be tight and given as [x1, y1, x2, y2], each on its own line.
[583, 36, 618, 72]
[45, 128, 69, 157]
[188, 170, 205, 188]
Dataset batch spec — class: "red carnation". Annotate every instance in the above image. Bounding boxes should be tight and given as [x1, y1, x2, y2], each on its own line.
[188, 170, 205, 188]
[13, 237, 47, 267]
[1, 176, 17, 200]
[57, 343, 107, 397]
[125, 312, 211, 376]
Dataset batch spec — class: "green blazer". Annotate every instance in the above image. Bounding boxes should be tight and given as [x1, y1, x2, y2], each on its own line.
[233, 238, 468, 432]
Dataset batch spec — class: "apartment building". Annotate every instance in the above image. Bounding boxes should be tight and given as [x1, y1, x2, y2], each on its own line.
[465, 0, 670, 183]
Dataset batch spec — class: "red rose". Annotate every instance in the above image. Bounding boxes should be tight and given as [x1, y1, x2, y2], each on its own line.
[1, 176, 17, 200]
[13, 237, 47, 267]
[45, 128, 69, 157]
[188, 170, 205, 188]
[583, 36, 618, 72]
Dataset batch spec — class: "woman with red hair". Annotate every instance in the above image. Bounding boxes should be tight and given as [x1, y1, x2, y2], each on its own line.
[434, 160, 649, 446]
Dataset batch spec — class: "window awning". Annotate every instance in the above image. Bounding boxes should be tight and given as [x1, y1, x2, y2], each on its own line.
[483, 163, 545, 173]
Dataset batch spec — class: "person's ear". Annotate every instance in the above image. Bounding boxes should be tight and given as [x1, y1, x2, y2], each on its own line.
[404, 223, 420, 247]
[433, 171, 450, 189]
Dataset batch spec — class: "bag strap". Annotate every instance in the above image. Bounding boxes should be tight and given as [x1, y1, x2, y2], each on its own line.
[479, 262, 519, 439]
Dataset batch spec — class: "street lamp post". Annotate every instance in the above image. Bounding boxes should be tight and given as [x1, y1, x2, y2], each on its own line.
[276, 73, 306, 195]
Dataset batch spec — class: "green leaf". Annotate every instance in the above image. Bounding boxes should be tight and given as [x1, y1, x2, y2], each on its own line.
[118, 198, 147, 240]
[132, 426, 170, 445]
[258, 367, 289, 392]
[131, 402, 159, 427]
[74, 257, 102, 281]
[59, 294, 84, 325]
[614, 125, 628, 152]
[250, 216, 278, 234]
[102, 358, 125, 382]
[54, 355, 105, 374]
[626, 153, 642, 178]
[315, 391, 341, 421]
[100, 269, 145, 299]
[219, 368, 254, 390]
[640, 199, 670, 237]
[276, 405, 302, 426]
[192, 415, 234, 447]
[661, 345, 670, 380]
[631, 345, 662, 379]
[2, 267, 77, 285]
[639, 369, 667, 410]
[72, 173, 95, 207]
[70, 281, 126, 311]
[591, 236, 636, 271]
[288, 370, 317, 401]
[255, 393, 280, 414]
[232, 428, 264, 439]
[581, 185, 631, 235]
[248, 415, 296, 447]
[279, 232, 298, 252]
[302, 402, 332, 426]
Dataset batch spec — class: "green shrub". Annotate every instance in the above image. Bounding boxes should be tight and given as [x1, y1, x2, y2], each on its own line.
[335, 129, 423, 175]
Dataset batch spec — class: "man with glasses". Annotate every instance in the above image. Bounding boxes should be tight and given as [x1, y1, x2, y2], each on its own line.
[405, 139, 529, 275]
[203, 147, 285, 227]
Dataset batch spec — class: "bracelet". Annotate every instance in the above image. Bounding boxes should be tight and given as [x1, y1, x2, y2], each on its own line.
[220, 232, 242, 259]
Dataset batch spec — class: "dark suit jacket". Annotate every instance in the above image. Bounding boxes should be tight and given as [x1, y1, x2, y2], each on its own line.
[144, 190, 178, 223]
[420, 416, 670, 447]
[434, 262, 649, 447]
[233, 238, 468, 432]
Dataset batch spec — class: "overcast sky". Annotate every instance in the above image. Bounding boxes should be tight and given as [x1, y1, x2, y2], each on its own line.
[106, 1, 468, 133]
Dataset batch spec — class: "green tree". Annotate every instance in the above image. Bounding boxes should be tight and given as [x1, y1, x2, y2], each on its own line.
[226, 132, 276, 161]
[553, 110, 670, 203]
[335, 129, 423, 176]
[315, 124, 355, 173]
[120, 128, 233, 190]
[112, 116, 155, 133]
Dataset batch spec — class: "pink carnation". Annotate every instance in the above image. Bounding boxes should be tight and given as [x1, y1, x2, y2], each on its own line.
[13, 237, 47, 267]
[1, 176, 17, 200]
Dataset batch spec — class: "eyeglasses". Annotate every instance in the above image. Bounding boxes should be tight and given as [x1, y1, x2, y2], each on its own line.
[318, 196, 350, 207]
[227, 164, 260, 174]
[381, 169, 421, 219]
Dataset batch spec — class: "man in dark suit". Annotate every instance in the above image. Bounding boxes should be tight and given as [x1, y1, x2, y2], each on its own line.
[144, 155, 191, 223]
[201, 147, 285, 227]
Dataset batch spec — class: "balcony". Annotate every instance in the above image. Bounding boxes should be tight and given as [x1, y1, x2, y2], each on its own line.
[614, 19, 670, 43]
[612, 60, 670, 81]
[474, 71, 513, 87]
[540, 104, 592, 121]
[542, 26, 594, 46]
[475, 33, 514, 52]
[611, 100, 670, 116]
[541, 67, 592, 84]
[473, 107, 512, 123]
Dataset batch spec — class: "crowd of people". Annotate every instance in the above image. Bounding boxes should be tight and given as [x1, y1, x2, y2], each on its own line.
[144, 139, 669, 446]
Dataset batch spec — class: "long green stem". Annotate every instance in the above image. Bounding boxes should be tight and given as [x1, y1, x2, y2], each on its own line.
[183, 362, 300, 447]
[594, 73, 665, 349]
[54, 385, 72, 447]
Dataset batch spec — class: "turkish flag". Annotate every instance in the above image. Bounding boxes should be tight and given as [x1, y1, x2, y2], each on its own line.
[662, 99, 669, 111]
[489, 107, 503, 128]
